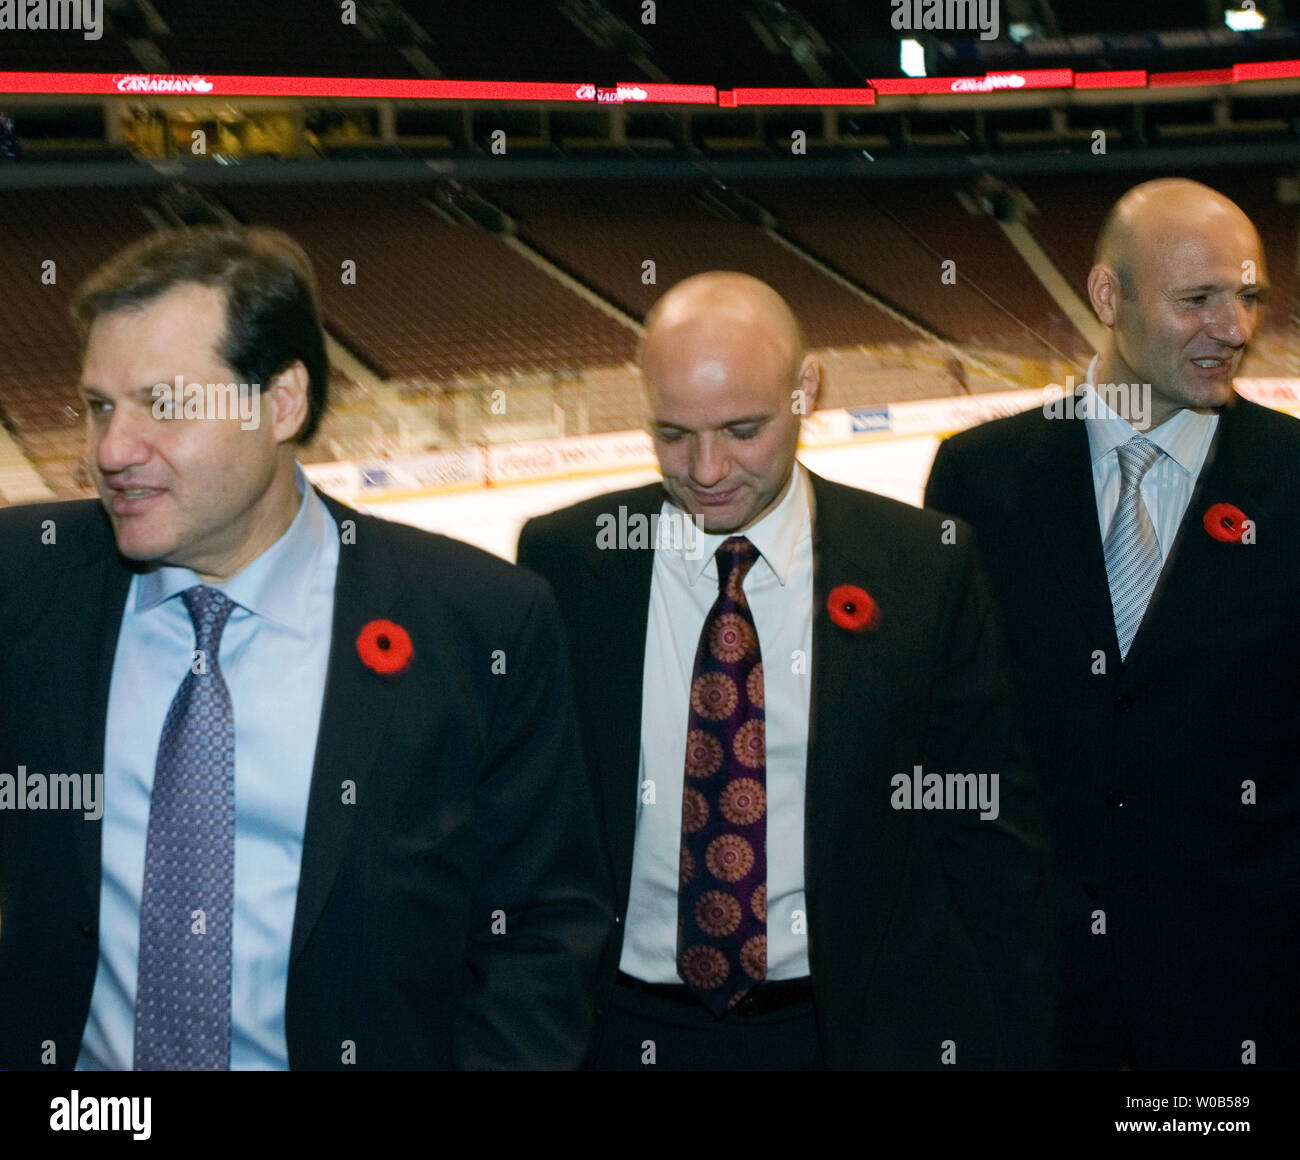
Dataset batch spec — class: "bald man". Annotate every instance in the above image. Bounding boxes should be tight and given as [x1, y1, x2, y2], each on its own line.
[926, 179, 1300, 1070]
[518, 272, 1050, 1070]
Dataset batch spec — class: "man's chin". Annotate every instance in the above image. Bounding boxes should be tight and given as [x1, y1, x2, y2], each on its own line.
[106, 522, 177, 565]
[700, 499, 772, 534]
[664, 486, 758, 534]
[1181, 381, 1236, 411]
[687, 502, 746, 535]
[113, 540, 171, 565]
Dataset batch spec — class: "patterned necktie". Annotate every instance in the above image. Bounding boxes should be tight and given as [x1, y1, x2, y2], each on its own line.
[134, 585, 237, 1070]
[1104, 436, 1164, 660]
[677, 536, 767, 1015]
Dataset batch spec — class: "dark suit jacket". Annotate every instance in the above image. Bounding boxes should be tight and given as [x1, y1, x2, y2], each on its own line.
[517, 469, 1051, 1069]
[0, 490, 613, 1070]
[925, 392, 1300, 1069]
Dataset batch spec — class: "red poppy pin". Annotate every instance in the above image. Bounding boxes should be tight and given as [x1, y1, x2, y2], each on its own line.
[356, 619, 414, 675]
[1202, 503, 1249, 544]
[827, 584, 880, 633]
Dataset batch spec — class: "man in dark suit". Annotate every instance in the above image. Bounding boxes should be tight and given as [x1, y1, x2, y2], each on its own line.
[926, 178, 1300, 1070]
[0, 226, 611, 1070]
[517, 271, 1050, 1070]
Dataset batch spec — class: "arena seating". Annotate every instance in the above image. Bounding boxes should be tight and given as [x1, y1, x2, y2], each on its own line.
[221, 184, 639, 380]
[485, 180, 919, 348]
[600, 0, 816, 87]
[399, 1, 629, 83]
[0, 20, 136, 74]
[750, 180, 1088, 361]
[0, 188, 154, 494]
[147, 0, 414, 78]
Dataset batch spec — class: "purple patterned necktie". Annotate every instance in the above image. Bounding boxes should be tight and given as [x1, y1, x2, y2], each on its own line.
[677, 536, 767, 1015]
[134, 585, 237, 1070]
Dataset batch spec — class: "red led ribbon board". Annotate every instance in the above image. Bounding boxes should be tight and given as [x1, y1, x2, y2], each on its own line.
[3, 63, 1300, 103]
[871, 68, 1074, 96]
[725, 87, 876, 106]
[0, 72, 716, 103]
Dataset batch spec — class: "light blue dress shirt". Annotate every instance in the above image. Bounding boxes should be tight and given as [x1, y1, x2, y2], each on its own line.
[1080, 359, 1220, 558]
[77, 466, 339, 1070]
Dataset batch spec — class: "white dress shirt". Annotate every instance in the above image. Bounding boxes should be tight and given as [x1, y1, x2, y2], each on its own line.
[1081, 358, 1219, 557]
[620, 462, 814, 983]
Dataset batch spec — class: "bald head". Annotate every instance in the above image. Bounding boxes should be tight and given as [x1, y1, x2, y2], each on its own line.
[641, 271, 805, 383]
[640, 272, 820, 534]
[1087, 178, 1265, 428]
[1093, 179, 1260, 301]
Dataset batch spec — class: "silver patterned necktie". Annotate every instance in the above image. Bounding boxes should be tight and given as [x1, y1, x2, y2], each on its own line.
[1103, 436, 1164, 660]
[134, 585, 237, 1070]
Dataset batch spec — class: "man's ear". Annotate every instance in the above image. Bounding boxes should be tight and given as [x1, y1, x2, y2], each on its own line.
[794, 354, 821, 415]
[268, 360, 310, 444]
[1088, 264, 1119, 328]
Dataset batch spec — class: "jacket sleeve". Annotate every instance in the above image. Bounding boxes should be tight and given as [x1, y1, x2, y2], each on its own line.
[921, 532, 1056, 1068]
[923, 434, 967, 521]
[452, 576, 614, 1068]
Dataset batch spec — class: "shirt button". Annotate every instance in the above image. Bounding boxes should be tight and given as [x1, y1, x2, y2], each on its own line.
[1106, 790, 1125, 808]
[1113, 694, 1133, 712]
[77, 919, 96, 938]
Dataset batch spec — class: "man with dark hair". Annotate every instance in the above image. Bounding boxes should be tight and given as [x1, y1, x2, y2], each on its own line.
[0, 225, 612, 1070]
[72, 226, 330, 444]
[926, 178, 1300, 1069]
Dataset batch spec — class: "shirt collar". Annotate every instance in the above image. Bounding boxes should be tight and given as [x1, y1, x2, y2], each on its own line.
[135, 463, 331, 634]
[673, 461, 811, 588]
[1080, 355, 1218, 476]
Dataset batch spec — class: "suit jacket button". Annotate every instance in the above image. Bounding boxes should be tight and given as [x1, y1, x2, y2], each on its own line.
[1106, 790, 1125, 808]
[1113, 694, 1133, 712]
[1083, 882, 1099, 898]
[77, 920, 96, 938]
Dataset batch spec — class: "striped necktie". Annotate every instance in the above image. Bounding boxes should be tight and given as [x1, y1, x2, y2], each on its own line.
[1103, 436, 1164, 660]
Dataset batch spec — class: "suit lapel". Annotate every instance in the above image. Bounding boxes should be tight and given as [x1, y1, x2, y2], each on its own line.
[289, 493, 402, 964]
[588, 485, 661, 905]
[804, 472, 913, 967]
[40, 494, 406, 966]
[1023, 414, 1121, 656]
[1124, 394, 1269, 668]
[67, 524, 134, 911]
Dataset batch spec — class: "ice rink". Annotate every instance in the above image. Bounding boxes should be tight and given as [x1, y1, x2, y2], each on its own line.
[354, 435, 942, 561]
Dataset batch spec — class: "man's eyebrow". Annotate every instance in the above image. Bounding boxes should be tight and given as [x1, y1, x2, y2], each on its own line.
[654, 413, 772, 431]
[77, 384, 169, 403]
[1171, 281, 1268, 295]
